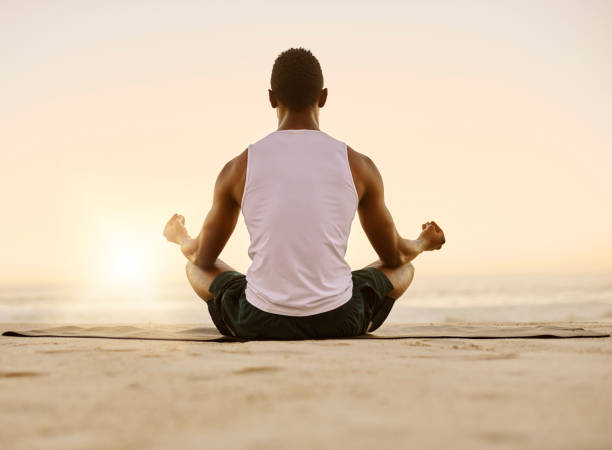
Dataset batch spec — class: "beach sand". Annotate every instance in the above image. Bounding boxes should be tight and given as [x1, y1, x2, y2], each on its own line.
[1, 322, 611, 450]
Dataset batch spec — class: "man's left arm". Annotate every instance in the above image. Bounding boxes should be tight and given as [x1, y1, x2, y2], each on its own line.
[163, 152, 245, 269]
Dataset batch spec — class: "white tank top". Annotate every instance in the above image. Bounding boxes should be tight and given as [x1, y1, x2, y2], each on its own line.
[241, 129, 359, 316]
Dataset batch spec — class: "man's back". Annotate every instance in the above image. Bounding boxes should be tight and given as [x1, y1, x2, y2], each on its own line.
[242, 129, 358, 316]
[163, 47, 444, 339]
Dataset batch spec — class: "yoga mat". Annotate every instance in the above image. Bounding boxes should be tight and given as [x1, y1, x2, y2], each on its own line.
[2, 324, 609, 342]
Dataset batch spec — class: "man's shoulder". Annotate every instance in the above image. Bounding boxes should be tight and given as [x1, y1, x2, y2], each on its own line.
[347, 145, 377, 178]
[346, 145, 381, 201]
[221, 148, 248, 176]
[215, 149, 248, 205]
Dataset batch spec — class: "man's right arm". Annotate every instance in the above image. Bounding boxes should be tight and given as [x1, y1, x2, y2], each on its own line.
[348, 146, 444, 267]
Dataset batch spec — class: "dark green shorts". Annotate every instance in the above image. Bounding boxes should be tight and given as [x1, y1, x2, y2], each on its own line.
[206, 267, 395, 340]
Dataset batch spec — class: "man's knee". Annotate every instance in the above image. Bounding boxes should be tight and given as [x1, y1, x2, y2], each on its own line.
[185, 261, 215, 302]
[406, 262, 415, 286]
[185, 261, 194, 280]
[185, 261, 207, 288]
[387, 261, 415, 300]
[398, 261, 415, 291]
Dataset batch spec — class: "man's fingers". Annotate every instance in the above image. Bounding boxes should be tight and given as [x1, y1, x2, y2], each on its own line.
[432, 221, 444, 235]
[422, 221, 445, 240]
[422, 222, 437, 232]
[169, 213, 185, 224]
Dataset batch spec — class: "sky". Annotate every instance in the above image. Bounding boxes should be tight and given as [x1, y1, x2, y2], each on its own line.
[1, 0, 611, 286]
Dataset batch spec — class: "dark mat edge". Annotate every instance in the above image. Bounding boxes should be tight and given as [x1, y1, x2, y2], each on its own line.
[1, 331, 241, 342]
[3, 330, 609, 341]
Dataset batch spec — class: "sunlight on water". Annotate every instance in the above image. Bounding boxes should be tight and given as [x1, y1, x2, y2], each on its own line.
[0, 272, 610, 324]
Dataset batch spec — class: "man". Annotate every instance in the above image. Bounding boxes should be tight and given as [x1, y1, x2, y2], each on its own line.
[163, 47, 445, 339]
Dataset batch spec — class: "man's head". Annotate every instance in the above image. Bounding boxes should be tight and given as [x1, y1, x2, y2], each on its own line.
[269, 47, 327, 112]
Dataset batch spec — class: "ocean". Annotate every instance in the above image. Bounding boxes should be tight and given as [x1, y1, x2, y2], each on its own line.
[1, 273, 611, 324]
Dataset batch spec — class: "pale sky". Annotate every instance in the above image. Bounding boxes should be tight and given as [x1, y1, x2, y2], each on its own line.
[1, 0, 611, 285]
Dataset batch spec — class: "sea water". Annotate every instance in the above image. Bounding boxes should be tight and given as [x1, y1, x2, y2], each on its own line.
[0, 273, 610, 324]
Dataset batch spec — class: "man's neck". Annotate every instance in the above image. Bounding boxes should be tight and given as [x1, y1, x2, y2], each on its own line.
[276, 106, 320, 131]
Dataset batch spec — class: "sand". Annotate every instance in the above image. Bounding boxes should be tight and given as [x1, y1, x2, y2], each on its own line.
[1, 322, 611, 450]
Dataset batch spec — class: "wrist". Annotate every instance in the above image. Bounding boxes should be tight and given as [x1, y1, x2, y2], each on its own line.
[413, 238, 427, 253]
[177, 233, 191, 246]
[398, 237, 425, 261]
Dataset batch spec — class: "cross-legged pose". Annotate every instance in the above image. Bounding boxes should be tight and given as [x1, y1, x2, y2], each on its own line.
[163, 47, 445, 339]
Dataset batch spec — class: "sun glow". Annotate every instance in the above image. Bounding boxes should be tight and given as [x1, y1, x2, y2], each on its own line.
[106, 243, 148, 284]
[89, 233, 160, 306]
[96, 225, 157, 289]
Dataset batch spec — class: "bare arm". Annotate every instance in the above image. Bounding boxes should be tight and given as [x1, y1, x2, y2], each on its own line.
[349, 147, 444, 267]
[163, 151, 246, 269]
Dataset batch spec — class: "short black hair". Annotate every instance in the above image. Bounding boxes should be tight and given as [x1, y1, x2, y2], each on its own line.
[270, 47, 324, 112]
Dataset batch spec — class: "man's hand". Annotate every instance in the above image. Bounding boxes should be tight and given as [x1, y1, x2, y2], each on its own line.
[163, 213, 189, 245]
[418, 220, 446, 251]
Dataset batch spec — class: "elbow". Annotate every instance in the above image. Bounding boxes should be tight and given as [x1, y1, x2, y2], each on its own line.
[193, 253, 215, 271]
[193, 249, 218, 271]
[381, 252, 407, 268]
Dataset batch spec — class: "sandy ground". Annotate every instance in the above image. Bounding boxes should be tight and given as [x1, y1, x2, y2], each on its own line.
[1, 322, 611, 450]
